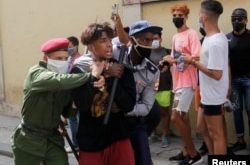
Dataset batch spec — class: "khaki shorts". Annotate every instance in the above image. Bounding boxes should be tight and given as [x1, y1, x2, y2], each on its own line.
[172, 87, 194, 113]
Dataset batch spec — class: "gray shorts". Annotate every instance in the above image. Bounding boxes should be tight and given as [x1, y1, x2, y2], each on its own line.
[172, 87, 194, 113]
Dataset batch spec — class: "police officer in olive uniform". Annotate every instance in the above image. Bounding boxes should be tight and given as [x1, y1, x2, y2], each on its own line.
[11, 38, 104, 165]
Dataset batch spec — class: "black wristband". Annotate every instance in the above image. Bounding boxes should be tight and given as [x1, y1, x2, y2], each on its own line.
[90, 75, 98, 84]
[90, 74, 99, 83]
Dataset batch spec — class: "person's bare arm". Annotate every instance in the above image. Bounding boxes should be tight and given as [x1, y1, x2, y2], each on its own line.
[111, 13, 130, 45]
[227, 64, 232, 98]
[192, 60, 222, 80]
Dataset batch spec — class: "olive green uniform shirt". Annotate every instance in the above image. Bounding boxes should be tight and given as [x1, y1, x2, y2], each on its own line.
[12, 61, 90, 157]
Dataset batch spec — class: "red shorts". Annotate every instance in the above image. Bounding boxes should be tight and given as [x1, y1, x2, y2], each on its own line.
[79, 138, 135, 165]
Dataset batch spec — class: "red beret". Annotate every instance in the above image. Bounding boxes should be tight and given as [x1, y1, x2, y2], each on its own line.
[41, 38, 69, 53]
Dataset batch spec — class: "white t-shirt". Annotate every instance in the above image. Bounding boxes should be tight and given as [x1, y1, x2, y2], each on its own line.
[199, 32, 229, 105]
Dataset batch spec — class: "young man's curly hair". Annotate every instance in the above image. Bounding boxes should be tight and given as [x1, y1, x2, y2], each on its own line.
[81, 22, 114, 45]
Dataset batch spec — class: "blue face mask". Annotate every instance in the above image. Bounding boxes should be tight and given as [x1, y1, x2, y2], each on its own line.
[68, 47, 75, 56]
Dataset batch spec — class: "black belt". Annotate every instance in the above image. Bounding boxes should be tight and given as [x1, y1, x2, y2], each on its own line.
[21, 123, 58, 137]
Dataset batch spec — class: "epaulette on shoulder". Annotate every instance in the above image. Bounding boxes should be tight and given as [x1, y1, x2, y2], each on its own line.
[146, 61, 158, 74]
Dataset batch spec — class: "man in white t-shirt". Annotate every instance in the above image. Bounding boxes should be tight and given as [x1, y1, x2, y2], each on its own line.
[184, 0, 229, 155]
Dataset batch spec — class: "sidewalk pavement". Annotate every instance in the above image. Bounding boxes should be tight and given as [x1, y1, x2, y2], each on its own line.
[0, 114, 249, 165]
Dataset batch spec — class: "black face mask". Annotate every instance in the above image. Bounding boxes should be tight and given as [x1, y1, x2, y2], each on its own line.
[173, 17, 184, 28]
[199, 27, 206, 36]
[232, 22, 245, 32]
[133, 44, 152, 59]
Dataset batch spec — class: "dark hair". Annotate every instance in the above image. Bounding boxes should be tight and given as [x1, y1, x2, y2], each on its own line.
[201, 0, 223, 16]
[67, 36, 79, 46]
[81, 22, 114, 45]
[232, 8, 247, 18]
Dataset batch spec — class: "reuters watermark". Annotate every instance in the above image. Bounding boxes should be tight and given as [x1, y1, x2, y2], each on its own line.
[208, 155, 249, 165]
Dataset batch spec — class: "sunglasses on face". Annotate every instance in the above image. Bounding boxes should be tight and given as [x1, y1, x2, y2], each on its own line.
[231, 17, 245, 23]
[172, 14, 184, 18]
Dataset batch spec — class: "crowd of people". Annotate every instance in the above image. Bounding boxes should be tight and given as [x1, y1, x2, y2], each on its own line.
[10, 0, 250, 165]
